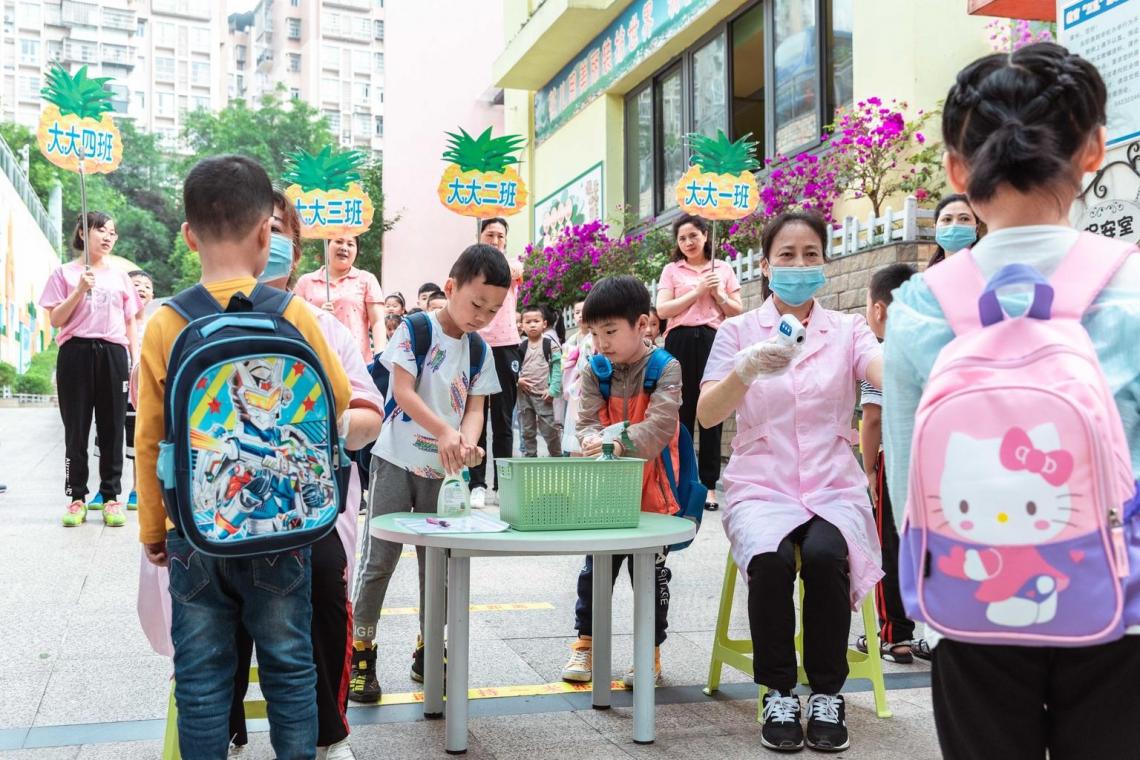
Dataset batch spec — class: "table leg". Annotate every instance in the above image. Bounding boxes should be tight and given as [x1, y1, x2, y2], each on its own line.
[445, 554, 471, 754]
[591, 553, 612, 710]
[423, 547, 446, 719]
[632, 550, 655, 745]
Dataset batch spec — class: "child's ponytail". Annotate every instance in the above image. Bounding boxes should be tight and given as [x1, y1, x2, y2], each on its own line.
[941, 43, 1107, 203]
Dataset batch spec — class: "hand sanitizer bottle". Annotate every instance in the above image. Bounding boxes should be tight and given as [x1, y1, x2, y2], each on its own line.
[597, 422, 628, 461]
[437, 469, 471, 518]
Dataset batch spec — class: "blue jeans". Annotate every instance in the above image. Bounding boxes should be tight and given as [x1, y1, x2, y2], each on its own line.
[574, 550, 671, 646]
[167, 531, 317, 759]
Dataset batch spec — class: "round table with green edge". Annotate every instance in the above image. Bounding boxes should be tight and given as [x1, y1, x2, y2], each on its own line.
[369, 511, 696, 754]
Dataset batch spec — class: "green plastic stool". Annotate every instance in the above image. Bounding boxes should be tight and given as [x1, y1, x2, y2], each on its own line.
[703, 553, 892, 719]
[162, 668, 268, 760]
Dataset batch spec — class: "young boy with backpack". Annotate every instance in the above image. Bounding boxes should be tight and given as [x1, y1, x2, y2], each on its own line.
[855, 263, 927, 664]
[517, 305, 563, 457]
[134, 155, 353, 758]
[561, 276, 699, 687]
[349, 244, 510, 703]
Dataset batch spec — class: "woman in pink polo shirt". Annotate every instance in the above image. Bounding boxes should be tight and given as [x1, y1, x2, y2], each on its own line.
[294, 236, 385, 363]
[656, 213, 743, 510]
[39, 211, 141, 528]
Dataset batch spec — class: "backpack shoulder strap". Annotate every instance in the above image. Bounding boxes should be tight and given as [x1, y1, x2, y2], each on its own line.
[245, 283, 294, 315]
[1048, 233, 1138, 319]
[406, 312, 433, 375]
[165, 284, 223, 322]
[467, 332, 487, 383]
[643, 348, 675, 394]
[589, 353, 614, 401]
[922, 249, 987, 335]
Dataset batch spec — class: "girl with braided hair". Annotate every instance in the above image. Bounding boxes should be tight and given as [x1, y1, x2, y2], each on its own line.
[883, 43, 1140, 758]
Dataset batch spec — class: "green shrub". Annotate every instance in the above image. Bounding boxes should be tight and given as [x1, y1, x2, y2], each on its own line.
[0, 361, 16, 389]
[14, 371, 53, 396]
[28, 344, 58, 376]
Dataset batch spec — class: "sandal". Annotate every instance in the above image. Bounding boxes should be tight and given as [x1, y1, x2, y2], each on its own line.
[855, 634, 913, 664]
[704, 501, 719, 512]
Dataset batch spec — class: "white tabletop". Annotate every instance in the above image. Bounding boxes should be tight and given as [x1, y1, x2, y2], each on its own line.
[370, 511, 695, 554]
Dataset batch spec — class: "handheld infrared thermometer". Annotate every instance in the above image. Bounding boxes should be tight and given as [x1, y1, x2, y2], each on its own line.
[776, 314, 806, 347]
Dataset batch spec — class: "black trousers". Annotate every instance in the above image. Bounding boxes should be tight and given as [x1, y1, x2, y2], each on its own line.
[872, 451, 914, 643]
[230, 528, 351, 747]
[574, 550, 671, 646]
[748, 517, 850, 694]
[664, 326, 721, 492]
[56, 338, 129, 501]
[470, 344, 522, 491]
[933, 636, 1140, 760]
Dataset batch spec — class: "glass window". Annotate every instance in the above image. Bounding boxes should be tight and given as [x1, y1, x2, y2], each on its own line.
[321, 78, 340, 103]
[732, 4, 766, 155]
[19, 38, 39, 66]
[656, 67, 684, 212]
[191, 62, 210, 86]
[692, 34, 727, 139]
[156, 91, 175, 116]
[290, 87, 301, 100]
[354, 112, 370, 136]
[774, 0, 819, 154]
[291, 0, 300, 5]
[156, 21, 176, 48]
[374, 20, 384, 39]
[352, 48, 369, 72]
[375, 115, 384, 136]
[288, 53, 301, 72]
[324, 110, 341, 133]
[18, 75, 40, 101]
[374, 52, 385, 73]
[625, 88, 654, 221]
[353, 82, 370, 105]
[155, 56, 176, 81]
[322, 44, 339, 71]
[191, 26, 210, 50]
[193, 95, 210, 111]
[16, 2, 41, 29]
[287, 17, 301, 39]
[827, 0, 853, 121]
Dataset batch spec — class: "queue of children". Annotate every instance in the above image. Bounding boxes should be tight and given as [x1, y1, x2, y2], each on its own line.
[28, 37, 1118, 760]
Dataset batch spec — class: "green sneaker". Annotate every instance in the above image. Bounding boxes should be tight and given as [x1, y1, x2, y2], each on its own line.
[62, 500, 87, 527]
[126, 491, 138, 511]
[103, 501, 126, 527]
[87, 493, 105, 511]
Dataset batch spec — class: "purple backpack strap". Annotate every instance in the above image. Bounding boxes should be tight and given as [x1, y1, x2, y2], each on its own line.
[1048, 232, 1138, 320]
[923, 248, 987, 336]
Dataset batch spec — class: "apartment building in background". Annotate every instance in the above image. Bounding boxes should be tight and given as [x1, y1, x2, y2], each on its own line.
[227, 0, 385, 153]
[0, 0, 384, 154]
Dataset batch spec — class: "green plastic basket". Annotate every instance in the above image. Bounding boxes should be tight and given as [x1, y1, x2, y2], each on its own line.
[495, 457, 645, 531]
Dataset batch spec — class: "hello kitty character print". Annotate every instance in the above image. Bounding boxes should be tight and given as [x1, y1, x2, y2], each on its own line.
[899, 235, 1140, 647]
[936, 424, 1075, 628]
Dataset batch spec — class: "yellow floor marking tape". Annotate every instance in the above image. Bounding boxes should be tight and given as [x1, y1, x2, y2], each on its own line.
[375, 679, 632, 706]
[381, 602, 553, 616]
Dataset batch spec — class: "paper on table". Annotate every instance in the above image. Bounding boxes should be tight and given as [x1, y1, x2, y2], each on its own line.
[395, 512, 511, 535]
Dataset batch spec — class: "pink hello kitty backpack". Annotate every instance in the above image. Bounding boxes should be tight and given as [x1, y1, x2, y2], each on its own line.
[899, 233, 1139, 646]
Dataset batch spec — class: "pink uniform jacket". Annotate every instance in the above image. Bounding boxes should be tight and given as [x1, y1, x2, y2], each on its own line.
[703, 298, 885, 609]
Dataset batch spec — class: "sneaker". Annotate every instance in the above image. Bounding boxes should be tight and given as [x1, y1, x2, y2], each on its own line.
[348, 642, 381, 704]
[805, 693, 849, 752]
[561, 636, 593, 683]
[761, 689, 804, 752]
[87, 493, 105, 510]
[62, 500, 87, 527]
[621, 646, 662, 687]
[409, 636, 446, 683]
[102, 500, 126, 527]
[321, 738, 356, 760]
[911, 637, 932, 661]
[855, 634, 913, 665]
[126, 491, 138, 511]
[470, 487, 487, 510]
[0, 483, 8, 494]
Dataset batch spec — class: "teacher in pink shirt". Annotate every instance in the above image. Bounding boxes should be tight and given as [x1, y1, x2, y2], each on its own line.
[39, 211, 141, 529]
[697, 212, 883, 753]
[656, 213, 743, 510]
[294, 236, 385, 363]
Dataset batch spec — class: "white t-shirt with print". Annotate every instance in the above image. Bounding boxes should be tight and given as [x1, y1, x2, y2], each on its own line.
[371, 311, 501, 479]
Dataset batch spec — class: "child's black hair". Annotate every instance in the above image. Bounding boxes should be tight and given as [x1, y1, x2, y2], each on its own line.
[71, 211, 113, 252]
[942, 42, 1106, 203]
[480, 217, 509, 233]
[649, 306, 667, 334]
[418, 282, 441, 296]
[427, 290, 447, 303]
[183, 155, 273, 243]
[520, 305, 546, 319]
[541, 303, 565, 343]
[386, 292, 406, 308]
[384, 313, 403, 328]
[449, 243, 511, 288]
[407, 307, 424, 315]
[582, 276, 651, 325]
[869, 263, 916, 306]
[127, 269, 152, 282]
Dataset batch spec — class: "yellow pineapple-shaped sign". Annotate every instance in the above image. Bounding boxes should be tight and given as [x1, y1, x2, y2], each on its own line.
[438, 128, 528, 218]
[36, 65, 122, 174]
[675, 130, 760, 221]
[283, 147, 375, 240]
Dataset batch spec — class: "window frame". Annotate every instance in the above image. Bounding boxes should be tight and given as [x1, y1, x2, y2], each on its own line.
[623, 0, 847, 223]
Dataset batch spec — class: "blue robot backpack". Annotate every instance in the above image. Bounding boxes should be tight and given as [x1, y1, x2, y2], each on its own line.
[156, 284, 349, 557]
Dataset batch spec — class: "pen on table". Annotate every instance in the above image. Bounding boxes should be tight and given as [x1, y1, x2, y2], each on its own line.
[426, 517, 450, 528]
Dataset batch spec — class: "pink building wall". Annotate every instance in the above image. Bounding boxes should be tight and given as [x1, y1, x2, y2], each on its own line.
[381, 0, 504, 298]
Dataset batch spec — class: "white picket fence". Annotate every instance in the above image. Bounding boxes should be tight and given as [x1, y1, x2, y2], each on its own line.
[561, 196, 935, 330]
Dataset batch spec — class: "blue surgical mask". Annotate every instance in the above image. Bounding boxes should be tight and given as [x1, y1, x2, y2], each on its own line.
[935, 224, 977, 254]
[769, 265, 826, 307]
[259, 233, 295, 283]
